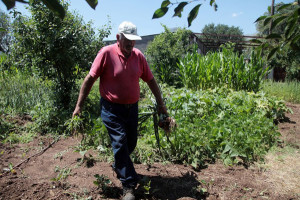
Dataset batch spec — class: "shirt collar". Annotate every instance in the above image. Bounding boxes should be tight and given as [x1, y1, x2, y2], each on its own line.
[115, 43, 132, 59]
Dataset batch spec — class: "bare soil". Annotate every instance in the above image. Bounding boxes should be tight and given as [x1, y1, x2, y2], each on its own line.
[0, 103, 299, 200]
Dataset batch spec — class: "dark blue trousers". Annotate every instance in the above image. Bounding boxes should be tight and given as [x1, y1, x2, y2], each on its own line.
[100, 98, 139, 187]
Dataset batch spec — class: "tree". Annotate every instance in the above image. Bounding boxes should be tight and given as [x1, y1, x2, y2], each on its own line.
[254, 0, 300, 80]
[8, 0, 111, 109]
[0, 9, 11, 53]
[254, 1, 300, 58]
[256, 2, 294, 36]
[199, 23, 244, 53]
[201, 23, 244, 41]
[145, 25, 193, 86]
[1, 0, 217, 27]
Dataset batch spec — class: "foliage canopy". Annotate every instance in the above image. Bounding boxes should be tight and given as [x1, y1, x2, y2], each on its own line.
[7, 0, 111, 110]
[254, 0, 300, 80]
[1, 0, 217, 27]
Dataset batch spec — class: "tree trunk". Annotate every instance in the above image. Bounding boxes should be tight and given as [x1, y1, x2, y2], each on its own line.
[269, 0, 275, 34]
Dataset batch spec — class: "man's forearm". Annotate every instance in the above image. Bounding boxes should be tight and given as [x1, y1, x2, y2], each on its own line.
[147, 78, 165, 106]
[74, 74, 96, 111]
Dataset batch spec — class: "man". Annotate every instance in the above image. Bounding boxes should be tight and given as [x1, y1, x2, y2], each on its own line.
[73, 21, 168, 200]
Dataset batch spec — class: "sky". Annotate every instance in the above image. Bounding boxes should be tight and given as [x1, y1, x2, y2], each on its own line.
[0, 0, 295, 40]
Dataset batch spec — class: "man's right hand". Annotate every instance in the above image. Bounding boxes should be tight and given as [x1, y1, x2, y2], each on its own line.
[72, 74, 97, 118]
[72, 106, 82, 118]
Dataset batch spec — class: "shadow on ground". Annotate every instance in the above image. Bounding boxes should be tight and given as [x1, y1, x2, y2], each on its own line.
[102, 171, 207, 200]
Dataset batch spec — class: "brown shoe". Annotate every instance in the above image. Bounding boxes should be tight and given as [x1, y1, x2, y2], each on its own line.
[122, 187, 135, 200]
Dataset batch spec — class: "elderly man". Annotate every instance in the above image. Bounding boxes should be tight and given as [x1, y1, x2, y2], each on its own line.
[73, 21, 168, 200]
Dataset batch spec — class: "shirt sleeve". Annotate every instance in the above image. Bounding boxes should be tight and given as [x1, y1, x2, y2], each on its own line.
[140, 54, 154, 82]
[89, 48, 107, 79]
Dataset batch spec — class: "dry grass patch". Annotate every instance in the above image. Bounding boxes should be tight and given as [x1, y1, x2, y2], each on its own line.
[263, 146, 300, 197]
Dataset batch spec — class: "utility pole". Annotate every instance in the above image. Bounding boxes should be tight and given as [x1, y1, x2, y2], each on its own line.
[269, 0, 275, 34]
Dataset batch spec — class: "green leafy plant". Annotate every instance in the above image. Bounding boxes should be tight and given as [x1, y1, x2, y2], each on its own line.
[1, 0, 98, 19]
[137, 85, 289, 168]
[178, 43, 269, 92]
[145, 25, 193, 87]
[262, 80, 300, 103]
[153, 0, 218, 27]
[93, 174, 112, 194]
[8, 0, 111, 110]
[51, 166, 72, 181]
[254, 1, 300, 59]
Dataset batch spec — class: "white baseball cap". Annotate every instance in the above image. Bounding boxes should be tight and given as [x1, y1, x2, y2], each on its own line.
[118, 21, 142, 41]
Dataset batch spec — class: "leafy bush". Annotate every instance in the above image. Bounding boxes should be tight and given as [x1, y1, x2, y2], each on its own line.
[136, 85, 290, 167]
[178, 43, 269, 92]
[145, 25, 193, 86]
[8, 0, 111, 110]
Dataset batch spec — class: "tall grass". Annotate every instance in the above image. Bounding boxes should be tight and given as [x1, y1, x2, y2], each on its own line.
[178, 44, 269, 92]
[262, 80, 300, 103]
[0, 69, 53, 115]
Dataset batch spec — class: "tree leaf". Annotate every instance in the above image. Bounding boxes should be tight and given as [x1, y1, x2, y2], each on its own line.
[249, 39, 262, 44]
[254, 15, 267, 23]
[293, 7, 300, 16]
[284, 18, 297, 39]
[290, 34, 300, 50]
[161, 0, 170, 8]
[213, 3, 218, 11]
[263, 16, 273, 26]
[173, 2, 188, 17]
[0, 27, 6, 32]
[153, 7, 169, 19]
[277, 3, 292, 11]
[209, 0, 218, 11]
[41, 0, 65, 19]
[85, 0, 98, 9]
[271, 16, 287, 30]
[188, 4, 201, 27]
[2, 0, 16, 10]
[15, 0, 28, 3]
[266, 33, 282, 39]
[267, 47, 279, 60]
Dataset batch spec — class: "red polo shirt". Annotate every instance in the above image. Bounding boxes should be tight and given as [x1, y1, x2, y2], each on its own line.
[89, 43, 154, 104]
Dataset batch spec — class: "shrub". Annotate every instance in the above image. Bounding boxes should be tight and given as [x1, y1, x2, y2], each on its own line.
[145, 25, 193, 87]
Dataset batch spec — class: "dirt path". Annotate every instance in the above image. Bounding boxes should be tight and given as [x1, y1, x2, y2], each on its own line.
[0, 103, 299, 200]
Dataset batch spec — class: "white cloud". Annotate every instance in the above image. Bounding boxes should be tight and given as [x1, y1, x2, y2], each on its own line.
[232, 12, 244, 17]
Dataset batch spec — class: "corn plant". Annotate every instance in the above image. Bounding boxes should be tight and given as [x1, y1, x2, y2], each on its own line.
[178, 43, 269, 92]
